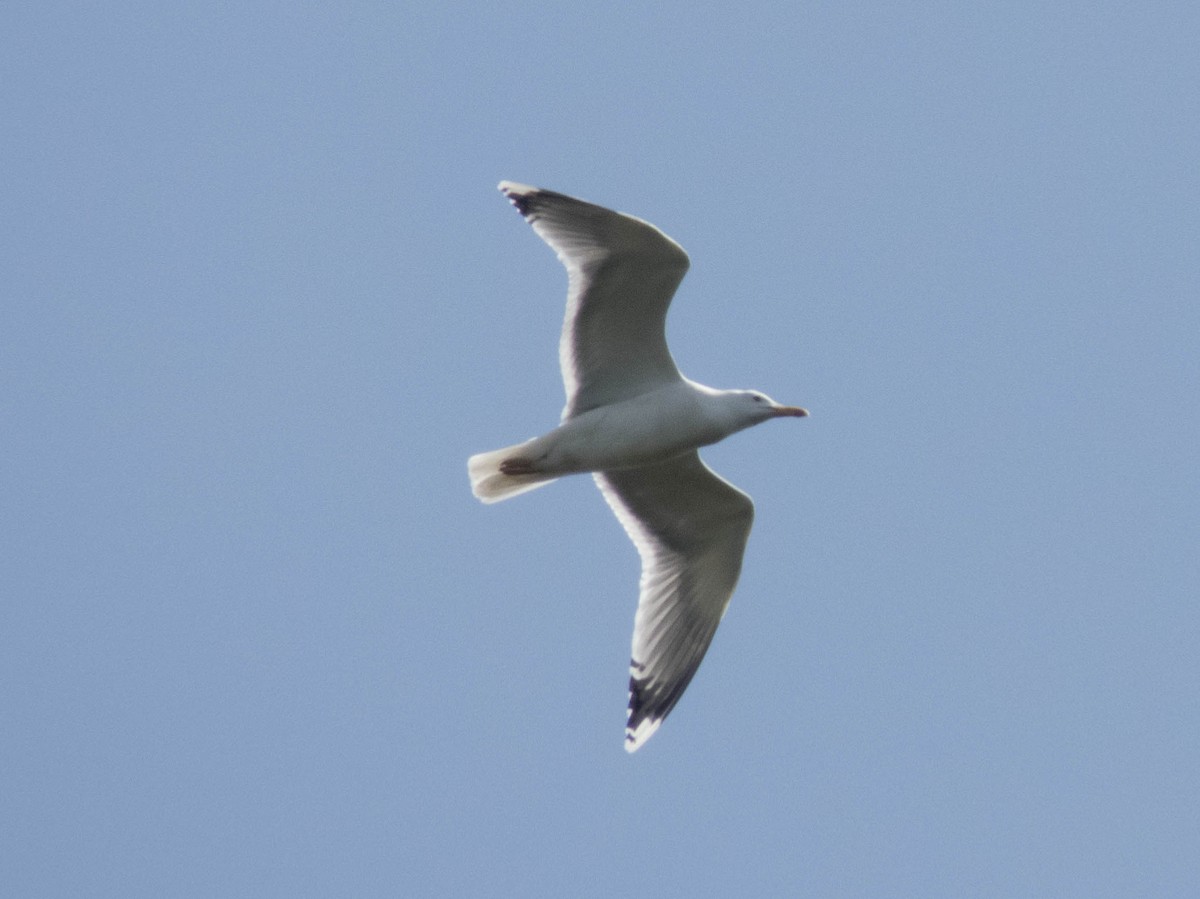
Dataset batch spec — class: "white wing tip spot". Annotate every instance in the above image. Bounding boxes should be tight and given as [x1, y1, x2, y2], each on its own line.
[498, 180, 536, 197]
[624, 717, 662, 753]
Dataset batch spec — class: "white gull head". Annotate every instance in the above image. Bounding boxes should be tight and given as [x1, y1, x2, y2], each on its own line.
[704, 388, 810, 434]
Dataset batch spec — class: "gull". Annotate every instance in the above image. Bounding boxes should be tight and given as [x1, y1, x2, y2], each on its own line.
[469, 182, 808, 752]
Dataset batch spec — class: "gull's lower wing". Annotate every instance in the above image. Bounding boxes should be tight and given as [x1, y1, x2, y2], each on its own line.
[594, 451, 754, 752]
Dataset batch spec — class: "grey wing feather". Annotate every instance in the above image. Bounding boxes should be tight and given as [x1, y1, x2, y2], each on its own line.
[594, 451, 754, 752]
[498, 182, 690, 418]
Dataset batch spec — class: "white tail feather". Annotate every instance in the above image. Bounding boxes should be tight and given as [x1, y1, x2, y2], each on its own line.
[468, 440, 558, 503]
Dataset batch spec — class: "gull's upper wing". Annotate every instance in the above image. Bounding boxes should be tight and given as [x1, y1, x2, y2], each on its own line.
[594, 451, 754, 752]
[499, 181, 690, 418]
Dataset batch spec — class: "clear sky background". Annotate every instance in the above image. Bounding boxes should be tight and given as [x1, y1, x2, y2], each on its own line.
[5, 2, 1199, 896]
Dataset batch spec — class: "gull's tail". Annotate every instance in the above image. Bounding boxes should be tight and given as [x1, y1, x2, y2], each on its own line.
[468, 440, 558, 503]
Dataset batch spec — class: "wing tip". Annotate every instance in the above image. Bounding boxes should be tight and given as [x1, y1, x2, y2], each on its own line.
[624, 717, 662, 753]
[498, 179, 535, 194]
[498, 180, 540, 217]
[624, 664, 667, 753]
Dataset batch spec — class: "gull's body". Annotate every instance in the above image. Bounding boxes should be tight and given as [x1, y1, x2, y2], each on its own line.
[469, 182, 807, 751]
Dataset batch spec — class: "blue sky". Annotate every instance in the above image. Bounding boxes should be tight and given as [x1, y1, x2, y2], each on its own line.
[5, 2, 1199, 896]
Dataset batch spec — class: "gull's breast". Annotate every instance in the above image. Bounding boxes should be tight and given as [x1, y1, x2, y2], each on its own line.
[538, 387, 727, 475]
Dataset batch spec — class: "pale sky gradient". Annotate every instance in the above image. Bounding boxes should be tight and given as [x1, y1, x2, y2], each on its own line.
[5, 2, 1200, 896]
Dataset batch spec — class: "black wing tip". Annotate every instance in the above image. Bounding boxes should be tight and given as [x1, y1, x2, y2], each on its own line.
[624, 655, 707, 752]
[626, 675, 661, 752]
[627, 684, 658, 730]
[624, 670, 685, 753]
[498, 180, 541, 218]
[626, 675, 672, 729]
[498, 181, 584, 221]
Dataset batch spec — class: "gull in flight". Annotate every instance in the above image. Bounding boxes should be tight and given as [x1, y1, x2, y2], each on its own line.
[469, 182, 808, 752]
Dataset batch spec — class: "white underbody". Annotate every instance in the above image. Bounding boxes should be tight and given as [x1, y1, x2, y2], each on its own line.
[520, 381, 745, 476]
